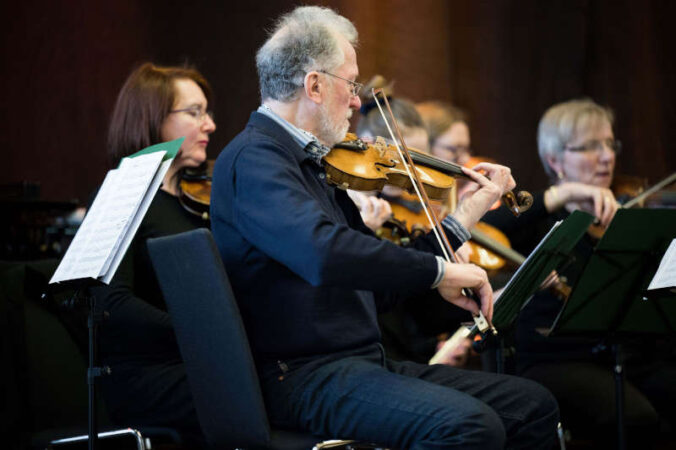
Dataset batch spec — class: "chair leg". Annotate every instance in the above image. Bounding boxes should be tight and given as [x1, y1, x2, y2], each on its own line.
[557, 422, 567, 450]
[313, 441, 388, 450]
[49, 428, 147, 450]
[313, 440, 357, 449]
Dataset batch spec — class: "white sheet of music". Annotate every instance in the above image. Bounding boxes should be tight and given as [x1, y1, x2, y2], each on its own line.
[647, 238, 676, 291]
[50, 151, 166, 284]
[101, 156, 172, 284]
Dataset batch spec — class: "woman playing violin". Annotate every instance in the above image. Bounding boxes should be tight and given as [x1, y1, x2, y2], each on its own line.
[539, 99, 619, 231]
[483, 98, 676, 448]
[416, 100, 472, 166]
[93, 62, 216, 436]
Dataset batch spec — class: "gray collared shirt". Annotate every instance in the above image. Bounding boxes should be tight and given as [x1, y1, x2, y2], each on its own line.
[258, 105, 330, 165]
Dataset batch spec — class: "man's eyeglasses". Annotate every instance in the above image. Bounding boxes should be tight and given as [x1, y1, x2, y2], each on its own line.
[319, 70, 363, 97]
[564, 138, 622, 155]
[170, 106, 214, 123]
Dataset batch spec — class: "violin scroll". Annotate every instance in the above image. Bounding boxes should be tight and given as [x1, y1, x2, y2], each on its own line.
[501, 190, 534, 217]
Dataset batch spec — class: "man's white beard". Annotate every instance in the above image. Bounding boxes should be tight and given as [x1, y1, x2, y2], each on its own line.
[317, 102, 351, 147]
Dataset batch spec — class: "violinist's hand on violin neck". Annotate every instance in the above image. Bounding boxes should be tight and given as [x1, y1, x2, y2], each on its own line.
[545, 182, 619, 228]
[453, 163, 516, 229]
[437, 262, 493, 322]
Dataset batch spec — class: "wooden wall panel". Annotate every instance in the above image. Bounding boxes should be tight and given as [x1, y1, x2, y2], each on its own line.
[2, 0, 674, 203]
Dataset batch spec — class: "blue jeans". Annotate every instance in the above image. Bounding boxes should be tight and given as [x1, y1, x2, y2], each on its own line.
[260, 344, 559, 449]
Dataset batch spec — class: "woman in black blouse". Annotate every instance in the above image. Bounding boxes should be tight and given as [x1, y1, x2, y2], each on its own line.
[483, 98, 675, 448]
[93, 63, 216, 434]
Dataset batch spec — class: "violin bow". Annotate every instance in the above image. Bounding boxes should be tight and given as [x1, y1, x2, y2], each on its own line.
[621, 171, 676, 209]
[371, 88, 496, 336]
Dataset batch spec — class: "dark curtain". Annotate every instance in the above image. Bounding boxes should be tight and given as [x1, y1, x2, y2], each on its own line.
[2, 0, 674, 203]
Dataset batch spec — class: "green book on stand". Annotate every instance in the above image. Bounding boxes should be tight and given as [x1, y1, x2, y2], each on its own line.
[466, 210, 595, 336]
[551, 208, 676, 337]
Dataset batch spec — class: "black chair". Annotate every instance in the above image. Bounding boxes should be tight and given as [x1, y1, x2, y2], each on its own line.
[147, 229, 368, 450]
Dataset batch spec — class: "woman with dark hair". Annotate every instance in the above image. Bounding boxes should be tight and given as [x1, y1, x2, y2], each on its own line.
[92, 62, 215, 435]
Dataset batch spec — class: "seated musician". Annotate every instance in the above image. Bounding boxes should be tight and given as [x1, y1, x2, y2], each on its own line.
[482, 98, 676, 447]
[416, 100, 472, 166]
[91, 63, 216, 435]
[210, 6, 559, 449]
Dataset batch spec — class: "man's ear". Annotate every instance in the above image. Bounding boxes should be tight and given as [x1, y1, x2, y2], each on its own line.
[303, 71, 323, 104]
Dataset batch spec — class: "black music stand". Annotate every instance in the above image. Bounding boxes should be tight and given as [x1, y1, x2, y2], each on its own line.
[475, 211, 595, 371]
[45, 277, 109, 450]
[48, 138, 182, 450]
[550, 208, 676, 450]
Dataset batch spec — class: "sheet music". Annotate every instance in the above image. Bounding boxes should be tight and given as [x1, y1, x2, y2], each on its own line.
[102, 157, 172, 283]
[647, 238, 676, 291]
[50, 151, 166, 284]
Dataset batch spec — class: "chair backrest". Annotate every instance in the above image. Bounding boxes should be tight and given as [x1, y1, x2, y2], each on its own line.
[147, 228, 271, 448]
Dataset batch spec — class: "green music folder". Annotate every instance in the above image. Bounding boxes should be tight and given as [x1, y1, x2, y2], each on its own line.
[489, 210, 595, 330]
[551, 208, 676, 337]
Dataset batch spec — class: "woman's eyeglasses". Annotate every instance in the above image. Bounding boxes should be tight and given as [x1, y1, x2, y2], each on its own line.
[564, 138, 622, 155]
[170, 106, 214, 123]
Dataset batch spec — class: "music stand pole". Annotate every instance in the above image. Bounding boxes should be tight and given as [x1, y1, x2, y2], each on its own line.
[611, 343, 625, 450]
[60, 284, 110, 450]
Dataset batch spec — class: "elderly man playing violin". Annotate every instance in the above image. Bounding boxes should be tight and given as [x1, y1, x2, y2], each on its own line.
[211, 6, 559, 449]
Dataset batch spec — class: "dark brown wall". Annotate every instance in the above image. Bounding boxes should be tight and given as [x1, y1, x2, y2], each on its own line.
[3, 0, 675, 203]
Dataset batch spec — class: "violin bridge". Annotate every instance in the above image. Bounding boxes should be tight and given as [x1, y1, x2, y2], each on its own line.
[374, 136, 387, 157]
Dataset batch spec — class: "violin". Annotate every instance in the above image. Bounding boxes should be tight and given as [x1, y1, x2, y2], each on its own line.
[618, 171, 676, 209]
[587, 171, 676, 239]
[334, 138, 529, 271]
[178, 160, 213, 221]
[612, 174, 648, 205]
[381, 190, 515, 271]
[325, 133, 534, 215]
[325, 133, 456, 200]
[349, 90, 523, 338]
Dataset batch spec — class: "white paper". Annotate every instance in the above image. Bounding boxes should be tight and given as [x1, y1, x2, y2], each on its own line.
[647, 239, 676, 291]
[102, 157, 172, 283]
[50, 151, 166, 284]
